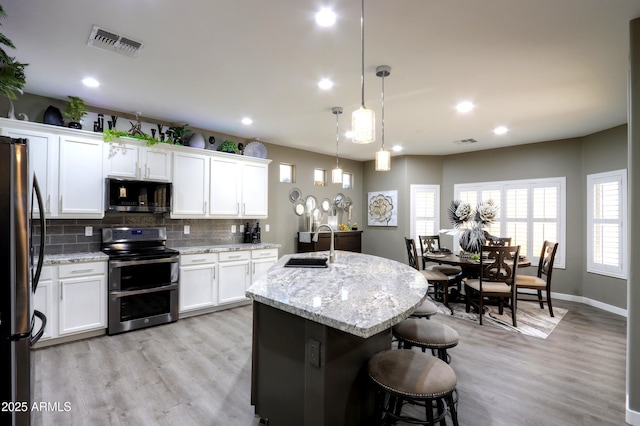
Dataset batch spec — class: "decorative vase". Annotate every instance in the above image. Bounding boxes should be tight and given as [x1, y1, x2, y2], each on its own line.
[187, 133, 206, 149]
[458, 224, 486, 253]
[68, 122, 81, 129]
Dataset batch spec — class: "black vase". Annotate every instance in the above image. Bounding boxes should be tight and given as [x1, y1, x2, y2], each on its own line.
[68, 122, 81, 129]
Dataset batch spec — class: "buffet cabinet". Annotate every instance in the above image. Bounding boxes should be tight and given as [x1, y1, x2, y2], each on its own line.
[296, 231, 362, 253]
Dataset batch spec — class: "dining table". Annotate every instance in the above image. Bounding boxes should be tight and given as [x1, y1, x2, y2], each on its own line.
[422, 251, 531, 306]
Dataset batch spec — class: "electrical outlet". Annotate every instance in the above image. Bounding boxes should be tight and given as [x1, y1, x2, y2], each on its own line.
[308, 339, 321, 367]
[84, 226, 93, 237]
[240, 224, 244, 233]
[184, 225, 190, 234]
[265, 224, 270, 232]
[231, 225, 237, 233]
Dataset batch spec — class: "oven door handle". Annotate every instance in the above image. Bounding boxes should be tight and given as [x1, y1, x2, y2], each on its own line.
[109, 256, 179, 268]
[110, 283, 179, 298]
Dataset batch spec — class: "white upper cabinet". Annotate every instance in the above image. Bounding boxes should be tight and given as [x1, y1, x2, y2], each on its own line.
[104, 140, 172, 182]
[210, 157, 269, 218]
[0, 124, 59, 217]
[58, 135, 104, 218]
[171, 151, 210, 217]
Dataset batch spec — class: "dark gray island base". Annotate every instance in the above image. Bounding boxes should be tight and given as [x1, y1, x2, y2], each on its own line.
[246, 252, 429, 426]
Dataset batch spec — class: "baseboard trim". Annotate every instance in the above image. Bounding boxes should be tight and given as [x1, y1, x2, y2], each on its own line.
[627, 394, 640, 425]
[518, 289, 628, 317]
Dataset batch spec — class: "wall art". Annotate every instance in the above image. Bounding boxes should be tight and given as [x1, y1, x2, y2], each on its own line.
[367, 190, 397, 226]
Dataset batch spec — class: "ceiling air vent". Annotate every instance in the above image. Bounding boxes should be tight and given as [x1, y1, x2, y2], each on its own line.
[453, 138, 478, 145]
[87, 25, 143, 58]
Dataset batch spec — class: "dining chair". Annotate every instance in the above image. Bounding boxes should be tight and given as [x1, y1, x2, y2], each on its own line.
[487, 236, 512, 247]
[464, 245, 520, 326]
[404, 237, 448, 314]
[515, 241, 559, 317]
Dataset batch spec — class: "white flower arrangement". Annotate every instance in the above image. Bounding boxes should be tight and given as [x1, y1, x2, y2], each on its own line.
[444, 200, 499, 253]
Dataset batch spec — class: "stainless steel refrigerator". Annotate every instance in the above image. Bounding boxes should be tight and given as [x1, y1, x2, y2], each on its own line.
[0, 136, 46, 426]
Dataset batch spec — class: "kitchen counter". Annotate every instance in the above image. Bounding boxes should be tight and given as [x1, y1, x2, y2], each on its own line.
[247, 251, 428, 425]
[40, 252, 109, 265]
[175, 243, 281, 255]
[247, 251, 427, 338]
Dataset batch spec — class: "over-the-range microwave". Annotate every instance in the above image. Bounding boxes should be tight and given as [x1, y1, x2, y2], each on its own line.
[105, 178, 172, 213]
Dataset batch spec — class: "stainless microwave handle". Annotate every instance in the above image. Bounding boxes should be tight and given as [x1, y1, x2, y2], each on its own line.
[109, 256, 179, 268]
[110, 283, 179, 298]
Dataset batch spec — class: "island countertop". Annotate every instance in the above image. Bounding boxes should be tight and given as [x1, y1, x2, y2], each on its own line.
[245, 251, 429, 338]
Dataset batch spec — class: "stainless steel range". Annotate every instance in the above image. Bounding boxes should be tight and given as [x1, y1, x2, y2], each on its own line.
[102, 227, 179, 335]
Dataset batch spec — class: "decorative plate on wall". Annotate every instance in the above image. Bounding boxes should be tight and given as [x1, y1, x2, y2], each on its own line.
[244, 141, 267, 158]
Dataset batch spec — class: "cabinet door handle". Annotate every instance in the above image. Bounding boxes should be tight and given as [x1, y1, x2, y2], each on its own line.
[60, 285, 63, 301]
[59, 195, 63, 209]
[228, 255, 241, 259]
[246, 265, 249, 275]
[46, 194, 50, 213]
[70, 268, 94, 274]
[243, 203, 246, 215]
[145, 164, 150, 178]
[252, 263, 255, 274]
[204, 201, 208, 213]
[237, 203, 240, 215]
[213, 268, 215, 280]
[191, 258, 207, 263]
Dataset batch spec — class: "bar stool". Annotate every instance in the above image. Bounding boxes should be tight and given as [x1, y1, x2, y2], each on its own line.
[392, 318, 459, 364]
[410, 297, 439, 319]
[368, 349, 459, 425]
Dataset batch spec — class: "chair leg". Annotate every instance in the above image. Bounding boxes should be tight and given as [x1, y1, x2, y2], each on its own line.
[465, 286, 471, 313]
[547, 291, 555, 317]
[442, 281, 449, 308]
[537, 289, 544, 309]
[478, 294, 484, 325]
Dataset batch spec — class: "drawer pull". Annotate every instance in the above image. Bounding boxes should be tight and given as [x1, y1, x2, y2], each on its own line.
[228, 255, 241, 259]
[191, 258, 207, 263]
[71, 268, 94, 274]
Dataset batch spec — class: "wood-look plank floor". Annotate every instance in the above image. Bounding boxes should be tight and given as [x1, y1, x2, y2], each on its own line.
[33, 300, 627, 426]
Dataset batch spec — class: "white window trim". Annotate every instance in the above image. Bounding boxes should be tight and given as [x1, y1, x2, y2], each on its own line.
[454, 177, 566, 269]
[409, 184, 440, 245]
[586, 169, 627, 279]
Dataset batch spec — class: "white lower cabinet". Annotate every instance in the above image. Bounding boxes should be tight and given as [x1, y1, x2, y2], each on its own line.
[58, 262, 107, 336]
[218, 251, 251, 304]
[33, 261, 107, 343]
[179, 253, 218, 313]
[251, 249, 279, 284]
[33, 266, 55, 341]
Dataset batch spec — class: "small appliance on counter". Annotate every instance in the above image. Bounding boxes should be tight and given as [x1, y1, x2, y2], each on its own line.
[253, 221, 261, 243]
[243, 222, 252, 243]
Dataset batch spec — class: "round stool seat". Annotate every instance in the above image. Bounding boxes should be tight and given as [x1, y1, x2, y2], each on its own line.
[369, 349, 457, 398]
[393, 318, 459, 363]
[411, 298, 439, 318]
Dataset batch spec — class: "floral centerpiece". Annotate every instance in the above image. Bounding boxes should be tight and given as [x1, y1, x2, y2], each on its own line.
[447, 200, 498, 254]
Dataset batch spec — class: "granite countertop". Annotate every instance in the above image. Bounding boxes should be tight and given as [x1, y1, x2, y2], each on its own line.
[246, 251, 429, 339]
[176, 243, 281, 255]
[39, 243, 281, 265]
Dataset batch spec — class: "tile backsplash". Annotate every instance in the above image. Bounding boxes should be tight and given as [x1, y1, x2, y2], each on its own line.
[33, 213, 259, 255]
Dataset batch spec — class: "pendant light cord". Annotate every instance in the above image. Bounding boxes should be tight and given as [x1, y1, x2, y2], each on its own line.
[335, 111, 340, 167]
[381, 73, 385, 150]
[360, 0, 366, 108]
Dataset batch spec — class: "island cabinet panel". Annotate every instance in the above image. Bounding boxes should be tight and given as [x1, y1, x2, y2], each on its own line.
[297, 231, 362, 253]
[251, 302, 390, 425]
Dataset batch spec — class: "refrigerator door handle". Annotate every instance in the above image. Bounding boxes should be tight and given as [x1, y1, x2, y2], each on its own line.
[30, 309, 47, 345]
[31, 174, 46, 292]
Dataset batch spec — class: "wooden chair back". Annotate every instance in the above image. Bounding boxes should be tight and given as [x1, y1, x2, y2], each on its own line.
[404, 237, 420, 270]
[487, 237, 512, 247]
[418, 235, 441, 254]
[480, 245, 520, 283]
[538, 241, 559, 282]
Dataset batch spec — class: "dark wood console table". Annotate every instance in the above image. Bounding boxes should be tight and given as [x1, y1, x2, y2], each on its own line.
[297, 230, 362, 253]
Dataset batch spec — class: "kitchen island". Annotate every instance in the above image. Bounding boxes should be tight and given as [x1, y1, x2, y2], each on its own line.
[246, 251, 429, 426]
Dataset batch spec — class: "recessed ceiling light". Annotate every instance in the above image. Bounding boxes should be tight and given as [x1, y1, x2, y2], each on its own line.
[456, 101, 474, 113]
[315, 8, 336, 27]
[82, 77, 100, 88]
[494, 126, 508, 135]
[241, 117, 253, 125]
[392, 145, 403, 152]
[318, 78, 333, 90]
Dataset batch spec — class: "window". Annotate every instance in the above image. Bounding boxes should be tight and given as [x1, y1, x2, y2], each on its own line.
[455, 177, 565, 268]
[410, 185, 440, 249]
[279, 163, 294, 183]
[587, 169, 627, 279]
[342, 172, 353, 189]
[314, 169, 326, 186]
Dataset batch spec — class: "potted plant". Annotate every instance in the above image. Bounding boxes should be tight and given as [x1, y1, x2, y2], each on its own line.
[168, 124, 189, 145]
[0, 6, 28, 106]
[63, 95, 88, 129]
[218, 140, 238, 154]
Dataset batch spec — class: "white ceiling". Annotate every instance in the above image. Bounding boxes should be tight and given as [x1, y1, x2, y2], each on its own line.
[3, 0, 640, 161]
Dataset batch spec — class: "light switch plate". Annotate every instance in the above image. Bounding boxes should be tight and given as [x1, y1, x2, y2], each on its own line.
[265, 224, 270, 232]
[240, 224, 244, 233]
[184, 225, 190, 234]
[84, 226, 93, 237]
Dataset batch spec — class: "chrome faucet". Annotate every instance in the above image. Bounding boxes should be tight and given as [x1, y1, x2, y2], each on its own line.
[313, 224, 336, 263]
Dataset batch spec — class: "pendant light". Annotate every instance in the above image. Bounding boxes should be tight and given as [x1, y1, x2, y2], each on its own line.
[375, 65, 391, 171]
[352, 0, 375, 144]
[331, 107, 343, 184]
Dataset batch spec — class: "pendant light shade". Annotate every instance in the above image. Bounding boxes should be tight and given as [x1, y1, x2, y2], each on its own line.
[331, 107, 343, 184]
[375, 65, 391, 171]
[352, 0, 375, 144]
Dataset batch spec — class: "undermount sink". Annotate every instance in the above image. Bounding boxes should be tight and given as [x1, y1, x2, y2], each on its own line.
[284, 258, 328, 268]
